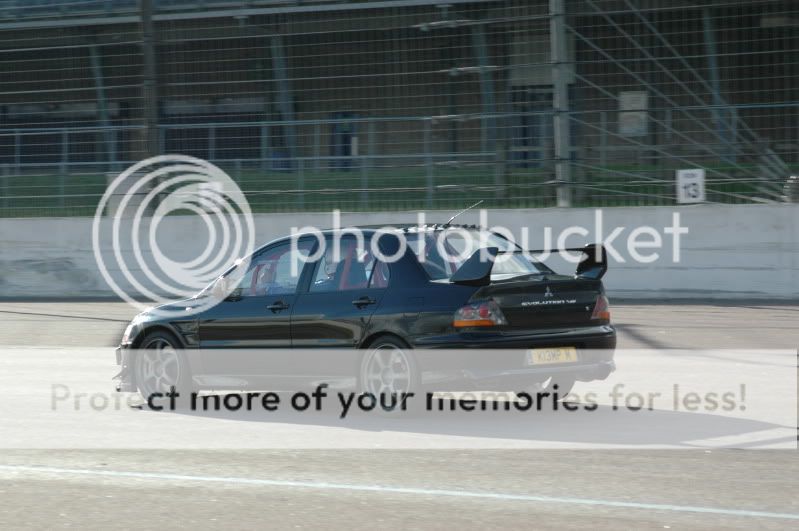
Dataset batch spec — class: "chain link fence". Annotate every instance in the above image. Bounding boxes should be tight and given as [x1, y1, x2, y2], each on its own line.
[0, 0, 796, 216]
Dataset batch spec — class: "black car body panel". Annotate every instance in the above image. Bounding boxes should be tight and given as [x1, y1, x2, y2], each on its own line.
[115, 226, 616, 392]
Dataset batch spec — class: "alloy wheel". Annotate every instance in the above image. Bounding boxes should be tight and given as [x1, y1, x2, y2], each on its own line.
[363, 343, 412, 398]
[136, 337, 181, 397]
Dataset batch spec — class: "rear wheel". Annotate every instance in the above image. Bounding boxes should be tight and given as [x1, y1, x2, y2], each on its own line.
[359, 337, 420, 414]
[134, 330, 193, 408]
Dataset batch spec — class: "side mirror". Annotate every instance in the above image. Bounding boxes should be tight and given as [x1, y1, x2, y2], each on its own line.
[575, 244, 607, 280]
[211, 277, 228, 299]
[211, 276, 244, 301]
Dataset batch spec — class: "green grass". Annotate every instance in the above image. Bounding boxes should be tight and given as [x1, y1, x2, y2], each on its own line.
[0, 162, 791, 218]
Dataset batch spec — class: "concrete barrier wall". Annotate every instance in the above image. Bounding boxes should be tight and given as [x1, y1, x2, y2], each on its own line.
[0, 204, 796, 300]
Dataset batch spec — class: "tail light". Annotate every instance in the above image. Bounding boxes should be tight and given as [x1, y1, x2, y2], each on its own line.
[591, 294, 611, 321]
[453, 300, 507, 328]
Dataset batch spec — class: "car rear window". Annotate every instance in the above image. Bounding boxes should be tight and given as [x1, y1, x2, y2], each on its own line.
[405, 229, 551, 281]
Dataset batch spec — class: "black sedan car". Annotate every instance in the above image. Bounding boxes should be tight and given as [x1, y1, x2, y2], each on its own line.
[115, 224, 616, 404]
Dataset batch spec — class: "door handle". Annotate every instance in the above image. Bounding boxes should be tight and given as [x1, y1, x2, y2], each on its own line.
[351, 296, 377, 308]
[267, 301, 290, 313]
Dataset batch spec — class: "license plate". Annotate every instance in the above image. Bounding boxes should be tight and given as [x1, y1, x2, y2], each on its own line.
[526, 347, 578, 365]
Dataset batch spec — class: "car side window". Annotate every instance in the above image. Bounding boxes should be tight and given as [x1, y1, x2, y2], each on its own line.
[368, 259, 390, 288]
[310, 236, 379, 293]
[232, 240, 313, 297]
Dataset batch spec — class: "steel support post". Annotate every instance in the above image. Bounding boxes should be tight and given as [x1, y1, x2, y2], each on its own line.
[471, 24, 496, 154]
[424, 118, 434, 208]
[702, 7, 734, 164]
[550, 0, 572, 207]
[89, 43, 116, 172]
[141, 0, 159, 159]
[270, 35, 298, 169]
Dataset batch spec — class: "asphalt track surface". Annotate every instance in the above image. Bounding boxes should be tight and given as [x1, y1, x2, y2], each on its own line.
[0, 301, 797, 529]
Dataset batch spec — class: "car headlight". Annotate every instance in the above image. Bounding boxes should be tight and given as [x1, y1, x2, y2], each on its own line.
[121, 323, 134, 344]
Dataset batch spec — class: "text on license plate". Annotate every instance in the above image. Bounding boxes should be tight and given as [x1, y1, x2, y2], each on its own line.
[526, 347, 578, 365]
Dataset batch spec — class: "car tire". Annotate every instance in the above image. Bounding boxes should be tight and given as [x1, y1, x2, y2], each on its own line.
[133, 330, 194, 410]
[359, 337, 421, 415]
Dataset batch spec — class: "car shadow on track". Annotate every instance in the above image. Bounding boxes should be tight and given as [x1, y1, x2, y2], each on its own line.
[145, 392, 793, 449]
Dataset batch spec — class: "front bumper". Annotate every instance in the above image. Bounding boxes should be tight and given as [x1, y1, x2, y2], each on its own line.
[113, 345, 136, 392]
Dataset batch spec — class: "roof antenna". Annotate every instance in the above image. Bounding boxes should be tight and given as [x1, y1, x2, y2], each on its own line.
[445, 200, 484, 225]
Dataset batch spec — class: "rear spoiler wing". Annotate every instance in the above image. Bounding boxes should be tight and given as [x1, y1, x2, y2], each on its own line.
[450, 244, 607, 286]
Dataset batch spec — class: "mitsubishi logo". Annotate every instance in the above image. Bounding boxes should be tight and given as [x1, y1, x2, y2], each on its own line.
[544, 286, 553, 298]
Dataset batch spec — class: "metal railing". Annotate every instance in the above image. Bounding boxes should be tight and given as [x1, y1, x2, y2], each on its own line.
[0, 104, 796, 216]
[0, 0, 796, 217]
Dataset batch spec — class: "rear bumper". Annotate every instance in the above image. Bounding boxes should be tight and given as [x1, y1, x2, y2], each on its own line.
[421, 359, 616, 390]
[412, 324, 616, 389]
[413, 324, 616, 350]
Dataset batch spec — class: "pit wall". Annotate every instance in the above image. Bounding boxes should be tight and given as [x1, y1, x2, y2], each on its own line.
[0, 204, 796, 300]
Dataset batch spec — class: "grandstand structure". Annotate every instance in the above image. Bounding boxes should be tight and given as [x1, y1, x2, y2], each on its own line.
[0, 0, 796, 214]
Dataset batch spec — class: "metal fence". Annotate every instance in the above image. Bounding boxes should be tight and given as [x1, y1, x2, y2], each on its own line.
[0, 0, 797, 216]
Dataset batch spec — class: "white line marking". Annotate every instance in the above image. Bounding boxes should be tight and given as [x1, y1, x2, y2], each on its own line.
[686, 427, 797, 448]
[0, 464, 797, 520]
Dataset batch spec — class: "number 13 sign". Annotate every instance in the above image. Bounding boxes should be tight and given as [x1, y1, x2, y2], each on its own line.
[676, 168, 706, 204]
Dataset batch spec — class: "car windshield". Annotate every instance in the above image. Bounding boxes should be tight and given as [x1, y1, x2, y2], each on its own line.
[405, 229, 552, 281]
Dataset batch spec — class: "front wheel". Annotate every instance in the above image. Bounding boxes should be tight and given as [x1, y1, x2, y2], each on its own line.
[134, 330, 193, 408]
[359, 338, 420, 414]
